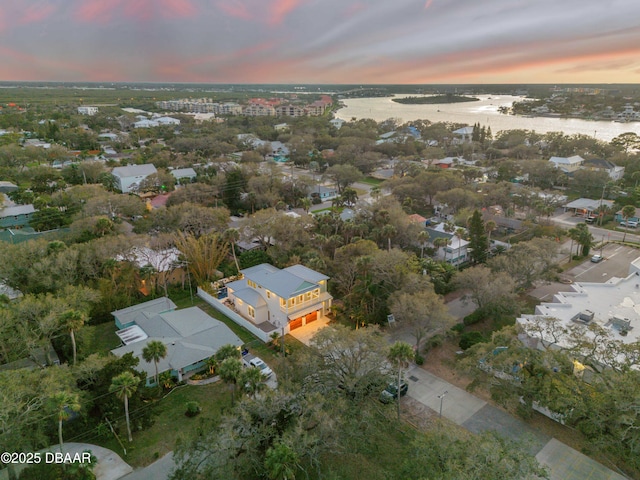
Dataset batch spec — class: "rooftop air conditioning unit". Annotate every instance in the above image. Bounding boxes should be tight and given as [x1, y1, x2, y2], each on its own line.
[576, 310, 595, 323]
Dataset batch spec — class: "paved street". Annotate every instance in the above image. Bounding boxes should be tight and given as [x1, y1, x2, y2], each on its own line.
[0, 443, 133, 480]
[406, 366, 628, 479]
[120, 452, 174, 480]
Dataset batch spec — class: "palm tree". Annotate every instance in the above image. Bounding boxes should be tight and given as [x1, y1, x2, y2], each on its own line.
[381, 224, 397, 252]
[205, 355, 217, 375]
[223, 228, 241, 274]
[433, 237, 450, 263]
[370, 185, 382, 202]
[567, 225, 581, 261]
[218, 357, 243, 407]
[417, 230, 430, 258]
[49, 391, 80, 453]
[159, 371, 175, 390]
[109, 372, 139, 442]
[300, 197, 311, 214]
[59, 310, 86, 365]
[387, 341, 414, 420]
[240, 367, 267, 399]
[574, 223, 594, 257]
[484, 220, 497, 244]
[265, 442, 299, 480]
[215, 343, 241, 362]
[341, 187, 358, 207]
[142, 340, 167, 387]
[621, 205, 636, 243]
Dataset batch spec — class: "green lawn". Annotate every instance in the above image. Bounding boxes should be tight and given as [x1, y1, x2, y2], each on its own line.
[96, 382, 230, 467]
[361, 177, 384, 186]
[78, 322, 120, 357]
[310, 207, 333, 214]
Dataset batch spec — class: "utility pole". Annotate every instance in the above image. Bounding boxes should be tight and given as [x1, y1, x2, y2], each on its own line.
[598, 184, 606, 226]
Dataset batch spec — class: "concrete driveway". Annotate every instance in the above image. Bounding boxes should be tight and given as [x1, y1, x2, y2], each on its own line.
[289, 316, 331, 346]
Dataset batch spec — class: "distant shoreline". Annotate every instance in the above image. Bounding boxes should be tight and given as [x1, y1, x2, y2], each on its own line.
[392, 94, 479, 105]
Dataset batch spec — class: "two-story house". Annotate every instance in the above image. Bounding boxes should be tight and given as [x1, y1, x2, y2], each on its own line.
[112, 164, 157, 193]
[226, 264, 332, 333]
[548, 155, 585, 174]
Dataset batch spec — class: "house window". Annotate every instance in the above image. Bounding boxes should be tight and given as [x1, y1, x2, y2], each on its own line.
[298, 294, 303, 303]
[288, 298, 295, 307]
[248, 306, 255, 318]
[248, 280, 256, 288]
[280, 298, 286, 307]
[267, 290, 271, 298]
[312, 289, 319, 299]
[305, 292, 311, 301]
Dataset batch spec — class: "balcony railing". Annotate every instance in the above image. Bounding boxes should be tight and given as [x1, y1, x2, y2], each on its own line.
[280, 292, 332, 315]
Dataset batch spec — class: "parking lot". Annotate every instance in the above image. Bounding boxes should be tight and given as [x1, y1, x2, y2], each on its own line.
[567, 243, 640, 283]
[530, 244, 640, 301]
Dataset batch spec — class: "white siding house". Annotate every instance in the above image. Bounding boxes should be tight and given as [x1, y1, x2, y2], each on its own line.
[112, 164, 157, 193]
[226, 264, 333, 334]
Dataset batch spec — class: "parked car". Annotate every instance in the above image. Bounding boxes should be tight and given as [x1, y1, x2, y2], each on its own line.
[379, 381, 408, 403]
[620, 221, 638, 228]
[248, 357, 273, 378]
[591, 254, 603, 263]
[585, 216, 597, 224]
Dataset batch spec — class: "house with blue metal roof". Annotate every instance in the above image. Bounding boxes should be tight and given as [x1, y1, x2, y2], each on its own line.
[111, 298, 242, 385]
[226, 264, 332, 333]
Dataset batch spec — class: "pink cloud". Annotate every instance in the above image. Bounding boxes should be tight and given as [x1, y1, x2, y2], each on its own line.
[74, 0, 122, 23]
[163, 0, 197, 18]
[216, 1, 253, 21]
[20, 3, 57, 24]
[216, 0, 302, 25]
[267, 0, 302, 26]
[424, 0, 434, 10]
[74, 0, 197, 23]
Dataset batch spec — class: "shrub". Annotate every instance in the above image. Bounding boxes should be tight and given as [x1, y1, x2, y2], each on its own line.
[424, 334, 443, 351]
[450, 323, 464, 334]
[414, 353, 424, 365]
[185, 401, 201, 417]
[459, 331, 486, 350]
[463, 309, 486, 326]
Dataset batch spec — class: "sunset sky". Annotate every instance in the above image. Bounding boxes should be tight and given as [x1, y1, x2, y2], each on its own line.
[2, 0, 640, 84]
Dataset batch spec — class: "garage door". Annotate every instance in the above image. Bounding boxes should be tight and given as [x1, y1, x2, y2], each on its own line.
[289, 317, 303, 330]
[306, 310, 318, 323]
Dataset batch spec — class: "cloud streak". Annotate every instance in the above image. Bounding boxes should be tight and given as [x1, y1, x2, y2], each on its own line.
[1, 0, 639, 83]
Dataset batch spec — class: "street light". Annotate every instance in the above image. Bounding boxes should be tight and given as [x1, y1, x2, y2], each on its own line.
[437, 390, 448, 419]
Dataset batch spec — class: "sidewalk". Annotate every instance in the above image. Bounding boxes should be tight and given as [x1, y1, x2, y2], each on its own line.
[406, 366, 628, 479]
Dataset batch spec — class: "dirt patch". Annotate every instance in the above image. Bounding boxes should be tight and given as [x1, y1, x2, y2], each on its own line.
[401, 396, 437, 431]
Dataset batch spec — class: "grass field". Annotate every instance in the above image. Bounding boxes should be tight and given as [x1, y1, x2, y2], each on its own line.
[78, 322, 121, 357]
[96, 382, 229, 467]
[361, 177, 384, 186]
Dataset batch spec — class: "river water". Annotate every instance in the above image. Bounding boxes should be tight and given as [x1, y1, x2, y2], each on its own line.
[334, 94, 640, 142]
